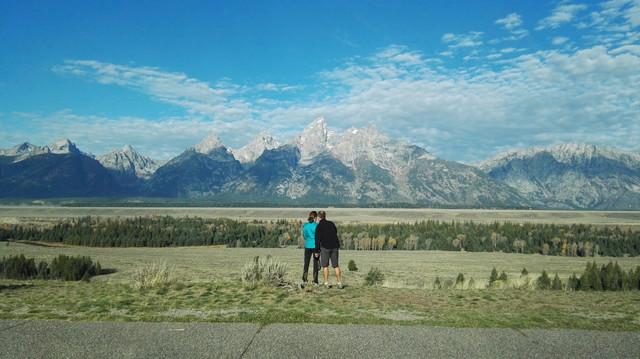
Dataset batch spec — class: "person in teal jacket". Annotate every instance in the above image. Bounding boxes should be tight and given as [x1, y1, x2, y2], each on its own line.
[301, 210, 320, 286]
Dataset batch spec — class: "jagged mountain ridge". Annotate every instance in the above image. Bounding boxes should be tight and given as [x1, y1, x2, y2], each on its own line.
[96, 145, 161, 179]
[478, 144, 640, 209]
[1, 125, 639, 209]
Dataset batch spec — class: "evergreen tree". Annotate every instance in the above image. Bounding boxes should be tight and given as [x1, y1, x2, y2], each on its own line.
[551, 273, 563, 290]
[537, 270, 551, 290]
[489, 267, 499, 287]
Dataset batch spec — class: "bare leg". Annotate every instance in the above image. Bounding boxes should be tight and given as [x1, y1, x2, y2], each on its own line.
[323, 267, 329, 284]
[334, 267, 342, 283]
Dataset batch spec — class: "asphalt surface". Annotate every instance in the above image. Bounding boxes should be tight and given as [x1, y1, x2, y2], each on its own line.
[1, 320, 639, 359]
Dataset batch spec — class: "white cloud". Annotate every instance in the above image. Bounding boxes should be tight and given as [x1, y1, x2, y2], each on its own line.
[496, 13, 523, 30]
[41, 39, 640, 162]
[53, 60, 256, 121]
[537, 3, 588, 30]
[552, 36, 570, 45]
[493, 13, 529, 42]
[441, 31, 484, 49]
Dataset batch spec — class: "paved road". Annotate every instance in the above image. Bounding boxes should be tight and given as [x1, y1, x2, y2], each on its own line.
[1, 320, 638, 358]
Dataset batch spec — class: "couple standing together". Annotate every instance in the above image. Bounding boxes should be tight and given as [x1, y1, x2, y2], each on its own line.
[301, 210, 343, 289]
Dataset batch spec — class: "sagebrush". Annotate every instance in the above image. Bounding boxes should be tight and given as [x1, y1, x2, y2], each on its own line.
[132, 262, 175, 289]
[240, 255, 288, 287]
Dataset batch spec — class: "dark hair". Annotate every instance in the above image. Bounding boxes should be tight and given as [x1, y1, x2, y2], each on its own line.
[308, 211, 318, 222]
[318, 210, 326, 220]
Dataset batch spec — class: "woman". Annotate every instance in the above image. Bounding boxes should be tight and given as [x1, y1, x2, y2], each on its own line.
[301, 210, 320, 286]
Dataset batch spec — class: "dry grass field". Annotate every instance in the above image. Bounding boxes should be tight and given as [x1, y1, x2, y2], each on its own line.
[1, 207, 639, 330]
[1, 243, 640, 330]
[2, 206, 640, 227]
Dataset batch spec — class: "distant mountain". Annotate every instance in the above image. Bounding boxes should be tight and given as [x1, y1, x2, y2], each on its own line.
[230, 132, 280, 164]
[478, 144, 640, 209]
[145, 134, 243, 197]
[221, 119, 526, 206]
[2, 128, 639, 209]
[0, 139, 81, 163]
[97, 145, 160, 179]
[0, 139, 120, 197]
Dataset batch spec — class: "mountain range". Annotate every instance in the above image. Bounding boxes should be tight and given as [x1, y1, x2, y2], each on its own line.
[1, 118, 639, 209]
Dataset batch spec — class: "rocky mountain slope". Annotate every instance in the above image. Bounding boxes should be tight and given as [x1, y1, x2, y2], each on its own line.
[1, 127, 639, 209]
[478, 144, 640, 209]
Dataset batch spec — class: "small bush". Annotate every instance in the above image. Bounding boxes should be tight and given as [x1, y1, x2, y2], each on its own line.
[521, 268, 528, 276]
[348, 259, 358, 272]
[0, 255, 38, 279]
[537, 270, 551, 290]
[240, 256, 288, 287]
[467, 277, 476, 289]
[488, 267, 498, 287]
[132, 262, 175, 290]
[50, 255, 100, 281]
[499, 271, 508, 282]
[443, 279, 454, 289]
[551, 273, 563, 290]
[433, 276, 442, 290]
[365, 267, 385, 286]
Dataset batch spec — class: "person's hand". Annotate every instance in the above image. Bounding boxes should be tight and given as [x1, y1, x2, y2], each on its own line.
[314, 253, 319, 258]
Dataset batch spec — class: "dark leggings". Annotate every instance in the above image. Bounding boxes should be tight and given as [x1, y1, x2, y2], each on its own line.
[302, 248, 320, 283]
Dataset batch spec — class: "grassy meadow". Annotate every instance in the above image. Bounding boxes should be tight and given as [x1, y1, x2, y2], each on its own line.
[2, 206, 640, 227]
[1, 243, 640, 330]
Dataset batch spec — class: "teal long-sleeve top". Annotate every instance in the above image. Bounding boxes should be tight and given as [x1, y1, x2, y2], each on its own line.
[302, 222, 318, 249]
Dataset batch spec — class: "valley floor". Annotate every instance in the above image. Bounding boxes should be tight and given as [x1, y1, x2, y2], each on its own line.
[1, 244, 639, 331]
[2, 205, 640, 227]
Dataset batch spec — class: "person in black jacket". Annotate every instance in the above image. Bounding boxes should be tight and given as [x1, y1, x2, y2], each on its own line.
[315, 210, 343, 289]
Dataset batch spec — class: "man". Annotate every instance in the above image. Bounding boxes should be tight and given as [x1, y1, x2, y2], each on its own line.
[315, 210, 343, 289]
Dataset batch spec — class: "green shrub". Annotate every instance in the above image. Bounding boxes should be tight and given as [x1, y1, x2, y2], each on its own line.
[348, 259, 358, 272]
[433, 276, 442, 290]
[488, 267, 498, 287]
[240, 256, 288, 287]
[537, 270, 551, 290]
[0, 254, 100, 281]
[499, 271, 508, 282]
[456, 273, 465, 286]
[50, 255, 100, 281]
[0, 255, 38, 279]
[551, 273, 563, 290]
[365, 267, 385, 286]
[132, 261, 175, 290]
[521, 268, 528, 276]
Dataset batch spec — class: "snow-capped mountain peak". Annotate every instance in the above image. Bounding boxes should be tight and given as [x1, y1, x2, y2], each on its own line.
[194, 133, 225, 154]
[232, 132, 280, 164]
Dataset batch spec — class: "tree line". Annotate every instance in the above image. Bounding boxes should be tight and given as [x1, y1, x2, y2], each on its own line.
[1, 217, 639, 257]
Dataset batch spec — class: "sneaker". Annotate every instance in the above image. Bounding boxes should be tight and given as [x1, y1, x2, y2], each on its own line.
[324, 282, 332, 289]
[337, 282, 344, 289]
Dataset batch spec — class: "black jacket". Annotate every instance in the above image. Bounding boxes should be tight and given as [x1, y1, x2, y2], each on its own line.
[315, 219, 340, 249]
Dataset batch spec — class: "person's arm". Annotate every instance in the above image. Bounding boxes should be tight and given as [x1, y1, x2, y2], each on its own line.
[315, 223, 322, 252]
[333, 222, 340, 249]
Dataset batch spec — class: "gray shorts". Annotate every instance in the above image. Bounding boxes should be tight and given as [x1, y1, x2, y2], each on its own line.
[320, 247, 339, 268]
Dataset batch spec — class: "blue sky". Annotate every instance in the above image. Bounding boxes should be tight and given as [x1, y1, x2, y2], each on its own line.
[1, 0, 639, 162]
